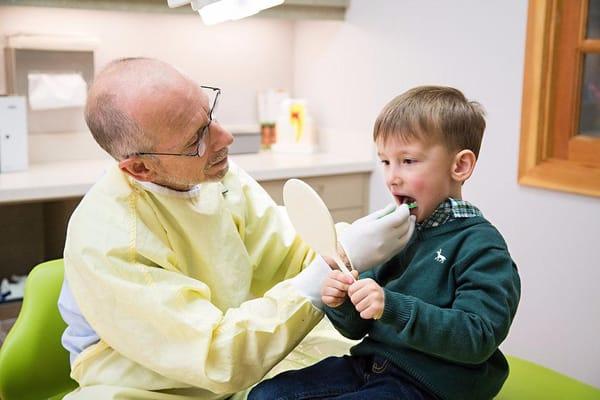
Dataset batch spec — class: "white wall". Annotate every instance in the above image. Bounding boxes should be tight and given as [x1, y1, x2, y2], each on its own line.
[294, 0, 600, 388]
[0, 5, 294, 160]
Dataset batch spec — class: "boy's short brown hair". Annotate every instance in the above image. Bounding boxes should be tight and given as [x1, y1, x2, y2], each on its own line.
[373, 86, 486, 157]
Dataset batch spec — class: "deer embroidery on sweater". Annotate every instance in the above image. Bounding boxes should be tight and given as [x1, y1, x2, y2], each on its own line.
[435, 249, 446, 264]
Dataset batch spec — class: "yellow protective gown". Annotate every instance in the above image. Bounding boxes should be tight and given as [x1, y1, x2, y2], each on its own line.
[62, 161, 354, 399]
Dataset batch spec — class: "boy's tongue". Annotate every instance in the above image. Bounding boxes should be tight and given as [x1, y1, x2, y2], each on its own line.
[396, 195, 415, 205]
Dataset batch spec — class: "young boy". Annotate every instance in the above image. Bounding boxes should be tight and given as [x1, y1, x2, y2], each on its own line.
[248, 86, 521, 400]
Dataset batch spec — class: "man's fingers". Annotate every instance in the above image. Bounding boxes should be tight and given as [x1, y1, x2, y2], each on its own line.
[396, 215, 416, 244]
[379, 203, 410, 229]
[368, 203, 397, 221]
[390, 212, 415, 236]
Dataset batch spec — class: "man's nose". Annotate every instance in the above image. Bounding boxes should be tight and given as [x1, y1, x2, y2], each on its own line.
[211, 123, 234, 151]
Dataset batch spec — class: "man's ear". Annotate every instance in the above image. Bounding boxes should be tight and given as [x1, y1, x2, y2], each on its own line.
[118, 156, 156, 182]
[451, 150, 476, 183]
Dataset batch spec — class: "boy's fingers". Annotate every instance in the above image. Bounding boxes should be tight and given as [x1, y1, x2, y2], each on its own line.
[349, 287, 369, 306]
[348, 278, 370, 296]
[339, 271, 355, 284]
[354, 297, 371, 313]
[321, 286, 347, 298]
[330, 270, 350, 281]
[360, 309, 376, 320]
[322, 296, 343, 307]
[324, 278, 349, 292]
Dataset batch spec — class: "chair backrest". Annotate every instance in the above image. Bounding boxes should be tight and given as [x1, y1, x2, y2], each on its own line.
[496, 355, 600, 399]
[0, 259, 77, 400]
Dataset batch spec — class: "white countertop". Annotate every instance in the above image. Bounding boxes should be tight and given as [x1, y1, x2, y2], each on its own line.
[0, 151, 374, 204]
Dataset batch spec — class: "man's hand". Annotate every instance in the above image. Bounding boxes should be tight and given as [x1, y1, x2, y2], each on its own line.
[348, 278, 385, 320]
[338, 203, 416, 272]
[321, 270, 359, 308]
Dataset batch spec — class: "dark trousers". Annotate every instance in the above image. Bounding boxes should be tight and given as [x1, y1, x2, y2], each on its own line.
[248, 355, 437, 400]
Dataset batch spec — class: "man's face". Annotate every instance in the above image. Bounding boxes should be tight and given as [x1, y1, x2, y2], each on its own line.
[136, 82, 234, 189]
[376, 135, 457, 223]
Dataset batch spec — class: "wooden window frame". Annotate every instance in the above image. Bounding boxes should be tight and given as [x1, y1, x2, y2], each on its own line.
[519, 0, 600, 197]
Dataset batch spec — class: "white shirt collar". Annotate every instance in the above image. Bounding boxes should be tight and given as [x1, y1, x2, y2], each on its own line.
[135, 179, 204, 199]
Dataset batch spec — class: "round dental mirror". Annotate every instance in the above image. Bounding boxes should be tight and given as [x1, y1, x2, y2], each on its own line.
[283, 179, 353, 277]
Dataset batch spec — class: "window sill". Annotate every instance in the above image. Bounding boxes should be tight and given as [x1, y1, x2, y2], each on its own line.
[518, 158, 600, 197]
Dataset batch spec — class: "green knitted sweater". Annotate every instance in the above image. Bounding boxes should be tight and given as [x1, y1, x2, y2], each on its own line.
[325, 216, 521, 400]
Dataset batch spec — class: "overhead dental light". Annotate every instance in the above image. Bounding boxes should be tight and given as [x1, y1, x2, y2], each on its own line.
[167, 0, 284, 26]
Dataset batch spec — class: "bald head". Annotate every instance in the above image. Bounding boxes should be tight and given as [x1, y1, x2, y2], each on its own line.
[85, 58, 198, 160]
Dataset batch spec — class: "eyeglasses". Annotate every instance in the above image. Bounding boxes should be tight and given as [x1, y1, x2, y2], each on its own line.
[133, 85, 221, 158]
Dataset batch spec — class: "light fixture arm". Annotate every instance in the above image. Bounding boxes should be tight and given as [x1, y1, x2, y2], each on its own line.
[167, 0, 285, 25]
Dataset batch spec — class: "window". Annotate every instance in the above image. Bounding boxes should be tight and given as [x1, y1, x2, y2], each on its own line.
[519, 0, 600, 197]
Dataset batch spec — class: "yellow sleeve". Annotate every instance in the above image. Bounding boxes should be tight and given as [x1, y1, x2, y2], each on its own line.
[64, 171, 322, 394]
[235, 167, 316, 295]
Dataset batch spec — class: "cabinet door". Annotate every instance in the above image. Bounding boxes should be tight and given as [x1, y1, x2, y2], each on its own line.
[259, 173, 369, 222]
[331, 207, 364, 224]
[302, 174, 366, 210]
[0, 203, 45, 278]
[259, 180, 285, 205]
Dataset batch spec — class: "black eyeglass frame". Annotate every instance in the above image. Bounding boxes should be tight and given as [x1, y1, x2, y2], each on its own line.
[132, 85, 221, 158]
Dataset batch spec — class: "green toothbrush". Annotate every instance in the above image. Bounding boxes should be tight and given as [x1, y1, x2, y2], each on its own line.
[377, 202, 418, 219]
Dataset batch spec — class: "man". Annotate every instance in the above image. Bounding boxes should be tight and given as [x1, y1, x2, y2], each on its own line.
[58, 57, 414, 399]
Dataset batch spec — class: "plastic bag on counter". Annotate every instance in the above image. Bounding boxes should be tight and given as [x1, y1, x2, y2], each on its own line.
[0, 275, 27, 302]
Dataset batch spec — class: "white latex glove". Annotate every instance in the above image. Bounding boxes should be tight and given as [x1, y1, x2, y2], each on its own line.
[338, 203, 416, 272]
[289, 255, 332, 310]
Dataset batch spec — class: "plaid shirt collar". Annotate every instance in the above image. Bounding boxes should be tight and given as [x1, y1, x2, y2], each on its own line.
[417, 197, 482, 230]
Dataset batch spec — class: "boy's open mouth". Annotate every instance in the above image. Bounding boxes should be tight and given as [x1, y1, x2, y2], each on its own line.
[395, 195, 416, 206]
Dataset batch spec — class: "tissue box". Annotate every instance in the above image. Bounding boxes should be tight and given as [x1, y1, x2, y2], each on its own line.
[4, 34, 96, 134]
[0, 96, 28, 172]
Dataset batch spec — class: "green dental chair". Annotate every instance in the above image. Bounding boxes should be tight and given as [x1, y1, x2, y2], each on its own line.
[495, 356, 600, 399]
[0, 259, 599, 400]
[0, 259, 77, 400]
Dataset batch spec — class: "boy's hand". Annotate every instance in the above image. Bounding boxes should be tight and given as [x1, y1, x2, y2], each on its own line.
[321, 270, 358, 308]
[348, 278, 385, 320]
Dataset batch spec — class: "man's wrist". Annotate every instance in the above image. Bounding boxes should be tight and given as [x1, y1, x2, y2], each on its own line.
[289, 256, 331, 310]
